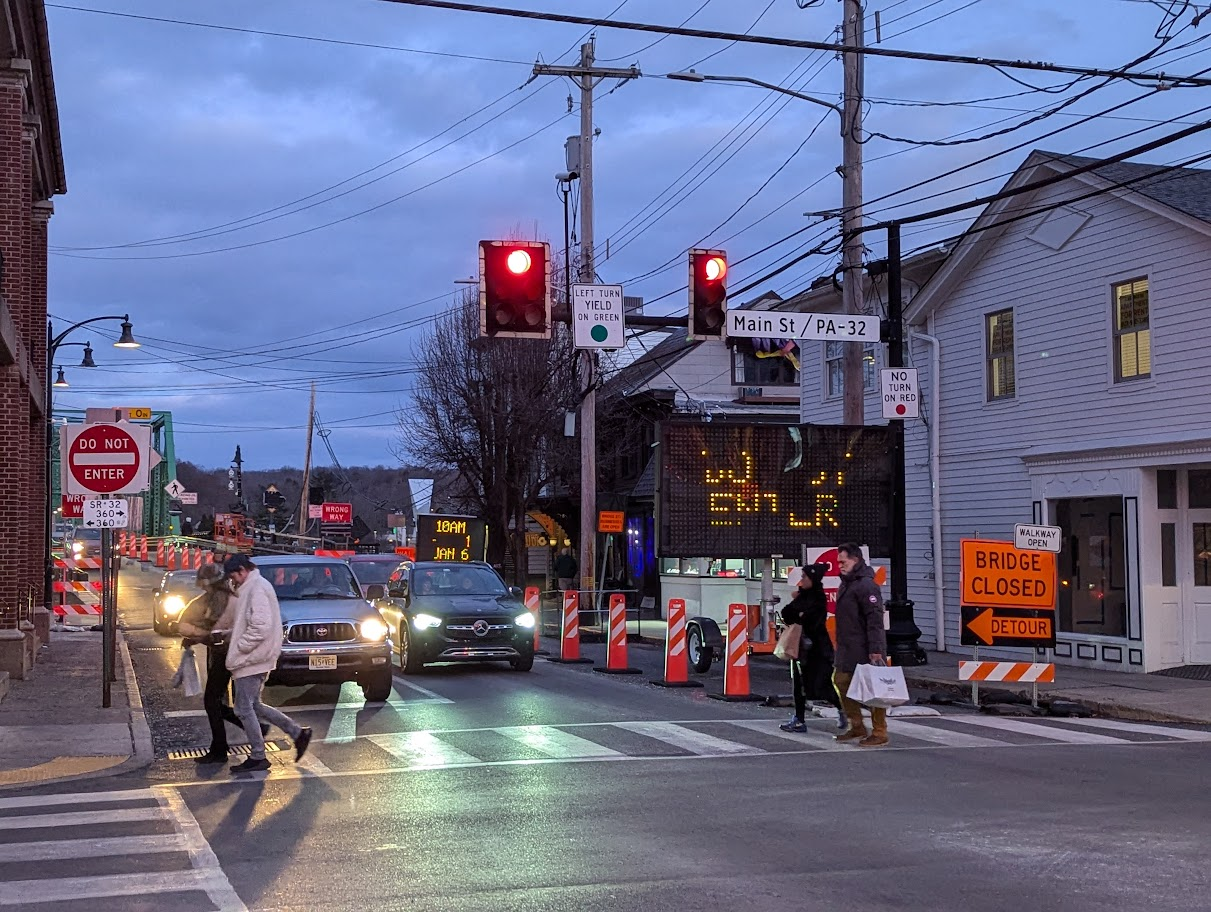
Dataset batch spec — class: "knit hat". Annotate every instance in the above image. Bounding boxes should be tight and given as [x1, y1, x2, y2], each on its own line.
[196, 563, 225, 587]
[803, 562, 828, 585]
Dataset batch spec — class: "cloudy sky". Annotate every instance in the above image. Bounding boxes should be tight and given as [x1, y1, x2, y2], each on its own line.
[45, 0, 1211, 470]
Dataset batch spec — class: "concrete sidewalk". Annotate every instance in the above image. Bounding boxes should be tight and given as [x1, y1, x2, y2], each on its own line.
[0, 625, 153, 788]
[603, 618, 1211, 725]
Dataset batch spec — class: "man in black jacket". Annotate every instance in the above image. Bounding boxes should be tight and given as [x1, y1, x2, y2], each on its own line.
[832, 542, 890, 747]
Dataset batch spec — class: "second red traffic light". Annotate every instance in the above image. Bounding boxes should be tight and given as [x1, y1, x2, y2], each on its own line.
[688, 248, 728, 340]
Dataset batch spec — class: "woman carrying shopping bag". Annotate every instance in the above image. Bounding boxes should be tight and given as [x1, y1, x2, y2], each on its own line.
[778, 563, 840, 733]
[177, 563, 261, 764]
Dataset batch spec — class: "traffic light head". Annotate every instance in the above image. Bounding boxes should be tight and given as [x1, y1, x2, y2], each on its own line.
[689, 248, 728, 340]
[479, 240, 552, 339]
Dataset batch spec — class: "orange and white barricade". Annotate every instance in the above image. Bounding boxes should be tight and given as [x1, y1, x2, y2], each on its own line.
[594, 593, 641, 675]
[547, 589, 592, 664]
[959, 662, 1054, 683]
[709, 603, 763, 702]
[524, 586, 545, 654]
[52, 558, 103, 619]
[652, 598, 703, 688]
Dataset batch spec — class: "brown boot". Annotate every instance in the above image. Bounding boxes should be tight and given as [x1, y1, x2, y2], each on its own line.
[859, 732, 889, 748]
[835, 727, 868, 743]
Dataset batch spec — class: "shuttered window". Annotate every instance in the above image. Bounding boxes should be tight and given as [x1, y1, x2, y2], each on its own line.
[1113, 278, 1151, 382]
[986, 308, 1015, 401]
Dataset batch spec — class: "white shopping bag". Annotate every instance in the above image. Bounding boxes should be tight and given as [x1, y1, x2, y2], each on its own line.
[171, 646, 203, 698]
[846, 662, 909, 708]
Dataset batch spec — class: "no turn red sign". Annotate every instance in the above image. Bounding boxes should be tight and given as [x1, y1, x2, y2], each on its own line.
[62, 422, 152, 496]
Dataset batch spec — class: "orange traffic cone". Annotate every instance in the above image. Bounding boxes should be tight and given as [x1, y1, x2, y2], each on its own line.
[652, 597, 703, 688]
[166, 545, 177, 571]
[155, 540, 165, 567]
[709, 603, 763, 702]
[546, 590, 592, 664]
[205, 550, 215, 565]
[524, 586, 547, 655]
[140, 535, 149, 562]
[594, 594, 641, 675]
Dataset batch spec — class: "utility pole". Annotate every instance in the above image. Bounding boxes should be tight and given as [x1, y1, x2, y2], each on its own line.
[299, 383, 316, 537]
[840, 0, 866, 425]
[533, 41, 639, 598]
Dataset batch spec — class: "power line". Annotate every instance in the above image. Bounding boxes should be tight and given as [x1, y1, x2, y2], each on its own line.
[369, 0, 1211, 86]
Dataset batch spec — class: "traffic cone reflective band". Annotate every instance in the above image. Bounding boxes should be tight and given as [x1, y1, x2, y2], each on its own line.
[560, 590, 581, 660]
[724, 603, 750, 697]
[524, 586, 541, 652]
[664, 598, 689, 683]
[606, 594, 628, 670]
[155, 540, 165, 567]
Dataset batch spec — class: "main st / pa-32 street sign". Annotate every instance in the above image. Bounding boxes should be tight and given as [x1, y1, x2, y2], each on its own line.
[725, 308, 881, 342]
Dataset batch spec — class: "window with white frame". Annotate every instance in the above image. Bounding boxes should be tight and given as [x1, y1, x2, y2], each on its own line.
[732, 348, 798, 386]
[1113, 277, 1150, 382]
[825, 341, 876, 397]
[986, 308, 1015, 400]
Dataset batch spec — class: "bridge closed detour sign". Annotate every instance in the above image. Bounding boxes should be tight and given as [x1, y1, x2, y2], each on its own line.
[959, 539, 1057, 648]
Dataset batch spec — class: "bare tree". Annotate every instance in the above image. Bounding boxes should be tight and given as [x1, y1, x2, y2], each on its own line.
[398, 290, 578, 582]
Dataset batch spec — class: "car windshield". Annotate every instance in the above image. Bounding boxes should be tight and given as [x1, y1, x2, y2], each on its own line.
[348, 560, 398, 586]
[260, 563, 364, 600]
[165, 572, 200, 593]
[412, 565, 507, 597]
[74, 528, 102, 542]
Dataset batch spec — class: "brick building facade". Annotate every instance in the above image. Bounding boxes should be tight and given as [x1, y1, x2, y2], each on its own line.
[0, 2, 65, 638]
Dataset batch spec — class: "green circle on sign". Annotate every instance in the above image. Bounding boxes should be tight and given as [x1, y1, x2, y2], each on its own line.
[590, 324, 609, 343]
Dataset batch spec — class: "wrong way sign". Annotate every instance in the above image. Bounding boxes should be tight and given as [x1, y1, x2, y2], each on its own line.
[61, 422, 152, 496]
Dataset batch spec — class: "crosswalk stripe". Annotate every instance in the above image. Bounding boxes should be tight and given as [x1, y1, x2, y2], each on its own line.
[0, 833, 187, 863]
[0, 870, 225, 907]
[495, 725, 623, 759]
[724, 719, 850, 751]
[950, 715, 1133, 744]
[1060, 718, 1211, 742]
[154, 787, 247, 911]
[0, 789, 155, 811]
[887, 720, 1008, 748]
[0, 807, 163, 830]
[615, 721, 766, 756]
[368, 730, 481, 768]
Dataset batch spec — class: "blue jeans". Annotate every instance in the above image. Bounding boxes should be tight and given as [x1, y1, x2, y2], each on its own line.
[233, 673, 302, 760]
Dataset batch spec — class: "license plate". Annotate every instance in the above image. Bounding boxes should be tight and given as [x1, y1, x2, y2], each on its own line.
[309, 655, 338, 670]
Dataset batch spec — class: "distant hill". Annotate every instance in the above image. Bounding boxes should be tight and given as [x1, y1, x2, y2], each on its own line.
[175, 462, 423, 534]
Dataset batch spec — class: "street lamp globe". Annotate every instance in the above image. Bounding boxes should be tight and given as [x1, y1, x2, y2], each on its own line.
[114, 316, 139, 348]
[52, 367, 68, 388]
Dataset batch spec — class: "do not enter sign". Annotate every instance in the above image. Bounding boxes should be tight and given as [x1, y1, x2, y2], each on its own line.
[62, 423, 150, 496]
[959, 539, 1057, 610]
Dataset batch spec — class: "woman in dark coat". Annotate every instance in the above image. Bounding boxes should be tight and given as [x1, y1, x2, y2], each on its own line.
[779, 563, 840, 732]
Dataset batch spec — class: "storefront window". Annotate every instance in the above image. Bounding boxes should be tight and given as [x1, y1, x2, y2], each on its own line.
[1189, 470, 1211, 509]
[747, 558, 801, 581]
[659, 558, 748, 577]
[1053, 497, 1127, 638]
[1157, 470, 1177, 510]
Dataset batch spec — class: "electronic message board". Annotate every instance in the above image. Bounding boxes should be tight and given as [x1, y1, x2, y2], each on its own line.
[415, 514, 488, 562]
[658, 422, 892, 558]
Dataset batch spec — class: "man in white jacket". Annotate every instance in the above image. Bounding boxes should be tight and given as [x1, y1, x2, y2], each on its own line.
[223, 554, 312, 773]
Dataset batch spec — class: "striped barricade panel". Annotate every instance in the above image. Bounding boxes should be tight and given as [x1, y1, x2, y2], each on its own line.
[958, 661, 1055, 683]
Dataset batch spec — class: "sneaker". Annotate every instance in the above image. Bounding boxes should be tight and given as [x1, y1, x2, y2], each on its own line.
[294, 727, 313, 762]
[859, 733, 889, 748]
[779, 718, 807, 733]
[834, 728, 868, 743]
[229, 757, 271, 773]
[194, 750, 227, 765]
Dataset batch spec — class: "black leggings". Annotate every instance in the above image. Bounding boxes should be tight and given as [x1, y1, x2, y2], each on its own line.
[204, 644, 244, 753]
[791, 657, 842, 719]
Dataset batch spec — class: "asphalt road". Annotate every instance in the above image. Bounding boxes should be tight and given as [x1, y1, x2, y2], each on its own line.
[3, 563, 1209, 911]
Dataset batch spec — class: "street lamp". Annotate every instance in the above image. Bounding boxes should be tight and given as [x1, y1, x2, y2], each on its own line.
[43, 313, 141, 613]
[665, 70, 842, 118]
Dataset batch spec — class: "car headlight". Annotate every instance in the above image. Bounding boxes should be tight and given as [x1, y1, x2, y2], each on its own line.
[411, 613, 442, 631]
[162, 595, 186, 616]
[514, 612, 536, 628]
[72, 542, 83, 554]
[360, 617, 389, 641]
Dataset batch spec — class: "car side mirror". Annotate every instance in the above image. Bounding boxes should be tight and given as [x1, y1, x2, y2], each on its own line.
[365, 584, 386, 600]
[509, 586, 523, 598]
[388, 583, 408, 598]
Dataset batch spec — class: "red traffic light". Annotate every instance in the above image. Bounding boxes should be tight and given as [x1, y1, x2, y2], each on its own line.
[478, 240, 551, 339]
[689, 248, 727, 340]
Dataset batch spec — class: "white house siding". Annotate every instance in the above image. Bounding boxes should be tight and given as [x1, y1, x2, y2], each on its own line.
[909, 175, 1211, 669]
